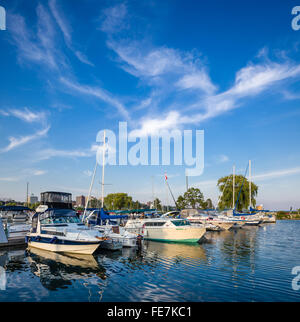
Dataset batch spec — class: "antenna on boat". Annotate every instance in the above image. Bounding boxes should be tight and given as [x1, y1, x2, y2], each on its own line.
[232, 164, 235, 209]
[151, 175, 154, 207]
[26, 182, 30, 207]
[186, 175, 189, 192]
[101, 130, 106, 209]
[249, 160, 251, 210]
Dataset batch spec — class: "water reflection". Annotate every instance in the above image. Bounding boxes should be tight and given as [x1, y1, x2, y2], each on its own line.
[26, 248, 107, 291]
[144, 241, 206, 262]
[0, 222, 299, 301]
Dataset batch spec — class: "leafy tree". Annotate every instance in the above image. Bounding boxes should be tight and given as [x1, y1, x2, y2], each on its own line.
[104, 193, 133, 210]
[88, 197, 101, 208]
[28, 202, 41, 210]
[132, 200, 141, 209]
[176, 195, 188, 210]
[203, 198, 214, 209]
[6, 202, 17, 206]
[176, 187, 205, 210]
[217, 174, 258, 212]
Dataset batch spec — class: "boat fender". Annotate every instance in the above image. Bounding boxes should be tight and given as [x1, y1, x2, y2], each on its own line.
[241, 216, 245, 220]
[50, 236, 58, 244]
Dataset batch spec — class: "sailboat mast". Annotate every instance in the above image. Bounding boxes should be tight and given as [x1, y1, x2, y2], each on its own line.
[83, 159, 98, 221]
[101, 131, 106, 208]
[249, 159, 251, 209]
[232, 165, 235, 209]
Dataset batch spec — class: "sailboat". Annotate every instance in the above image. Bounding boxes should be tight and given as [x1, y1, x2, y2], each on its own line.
[82, 131, 130, 250]
[231, 161, 262, 226]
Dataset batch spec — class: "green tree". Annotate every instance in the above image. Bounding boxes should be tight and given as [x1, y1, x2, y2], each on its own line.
[217, 174, 258, 212]
[176, 195, 187, 210]
[28, 202, 41, 210]
[88, 197, 100, 208]
[6, 202, 17, 206]
[153, 198, 162, 211]
[203, 198, 214, 209]
[176, 187, 205, 210]
[104, 193, 133, 210]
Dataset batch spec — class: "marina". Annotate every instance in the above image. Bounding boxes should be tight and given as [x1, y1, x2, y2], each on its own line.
[0, 0, 300, 307]
[0, 220, 299, 302]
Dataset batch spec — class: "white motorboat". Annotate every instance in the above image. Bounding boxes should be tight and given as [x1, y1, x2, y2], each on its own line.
[0, 205, 31, 222]
[125, 218, 206, 243]
[83, 209, 140, 248]
[187, 211, 235, 231]
[95, 225, 139, 248]
[0, 218, 31, 247]
[27, 205, 104, 255]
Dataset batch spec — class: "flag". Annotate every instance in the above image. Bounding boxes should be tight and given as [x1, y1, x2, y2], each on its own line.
[164, 173, 168, 181]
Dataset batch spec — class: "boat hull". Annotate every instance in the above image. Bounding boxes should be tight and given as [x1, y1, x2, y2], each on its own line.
[144, 227, 206, 243]
[216, 222, 234, 230]
[27, 240, 100, 255]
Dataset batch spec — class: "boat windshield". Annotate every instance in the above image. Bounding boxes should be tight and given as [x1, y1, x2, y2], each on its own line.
[171, 220, 191, 226]
[40, 209, 80, 224]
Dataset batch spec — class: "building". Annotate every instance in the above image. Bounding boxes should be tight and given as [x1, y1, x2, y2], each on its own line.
[76, 195, 86, 207]
[28, 194, 38, 204]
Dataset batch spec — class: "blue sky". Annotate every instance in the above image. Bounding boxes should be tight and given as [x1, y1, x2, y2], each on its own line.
[0, 0, 300, 210]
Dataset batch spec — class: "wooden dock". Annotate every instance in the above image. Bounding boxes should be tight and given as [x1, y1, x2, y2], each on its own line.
[0, 237, 27, 248]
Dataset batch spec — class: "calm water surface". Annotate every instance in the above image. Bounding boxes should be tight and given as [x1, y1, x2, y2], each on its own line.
[0, 220, 300, 302]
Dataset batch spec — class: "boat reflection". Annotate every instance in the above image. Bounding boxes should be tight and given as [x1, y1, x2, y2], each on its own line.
[207, 228, 259, 278]
[144, 241, 207, 262]
[26, 247, 107, 291]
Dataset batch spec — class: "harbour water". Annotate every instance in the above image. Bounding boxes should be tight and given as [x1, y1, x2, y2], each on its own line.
[0, 220, 299, 302]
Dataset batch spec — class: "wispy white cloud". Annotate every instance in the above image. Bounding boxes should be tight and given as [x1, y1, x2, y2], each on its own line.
[253, 167, 300, 181]
[37, 148, 93, 160]
[129, 111, 182, 137]
[31, 169, 47, 176]
[48, 0, 72, 46]
[101, 4, 300, 135]
[0, 177, 20, 182]
[100, 3, 128, 33]
[60, 77, 130, 119]
[0, 108, 46, 123]
[49, 0, 94, 66]
[176, 72, 217, 94]
[281, 89, 300, 100]
[74, 51, 94, 66]
[227, 62, 300, 97]
[217, 155, 229, 163]
[108, 40, 215, 95]
[0, 126, 50, 153]
[83, 170, 93, 177]
[9, 5, 65, 70]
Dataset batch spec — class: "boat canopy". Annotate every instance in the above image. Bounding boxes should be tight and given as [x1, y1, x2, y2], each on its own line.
[97, 208, 128, 221]
[250, 207, 271, 213]
[86, 208, 156, 214]
[233, 210, 258, 216]
[0, 205, 31, 211]
[39, 208, 80, 224]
